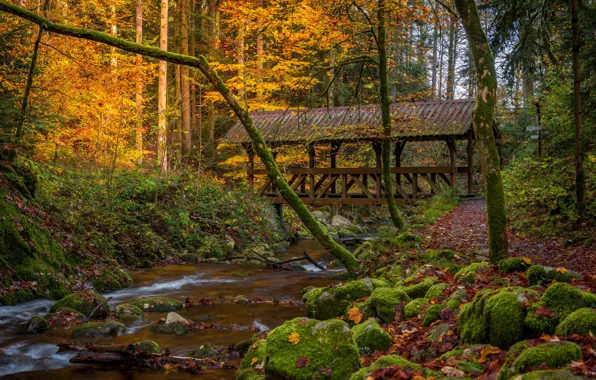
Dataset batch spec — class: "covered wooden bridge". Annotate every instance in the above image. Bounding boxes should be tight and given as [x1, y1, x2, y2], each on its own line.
[223, 99, 500, 205]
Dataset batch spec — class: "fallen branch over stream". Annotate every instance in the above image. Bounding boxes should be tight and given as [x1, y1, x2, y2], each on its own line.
[216, 250, 326, 271]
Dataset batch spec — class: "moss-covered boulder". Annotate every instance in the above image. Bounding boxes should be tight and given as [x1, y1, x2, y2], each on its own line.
[49, 290, 109, 319]
[134, 340, 161, 353]
[148, 321, 189, 335]
[424, 249, 456, 262]
[303, 278, 389, 320]
[525, 283, 596, 336]
[128, 296, 183, 312]
[446, 289, 468, 310]
[458, 287, 539, 348]
[422, 303, 445, 327]
[350, 355, 432, 380]
[518, 369, 585, 379]
[499, 257, 532, 274]
[115, 303, 143, 322]
[404, 298, 428, 318]
[455, 262, 489, 283]
[428, 322, 450, 342]
[264, 317, 360, 379]
[400, 278, 436, 299]
[54, 307, 86, 321]
[351, 319, 392, 354]
[17, 316, 50, 334]
[425, 283, 449, 300]
[370, 288, 410, 323]
[527, 265, 582, 286]
[555, 308, 596, 337]
[72, 321, 126, 338]
[345, 299, 376, 326]
[237, 339, 267, 380]
[497, 341, 581, 380]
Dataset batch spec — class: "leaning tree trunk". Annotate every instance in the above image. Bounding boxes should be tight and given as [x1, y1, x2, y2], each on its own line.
[453, 0, 508, 262]
[571, 0, 585, 217]
[378, 0, 405, 229]
[0, 1, 360, 273]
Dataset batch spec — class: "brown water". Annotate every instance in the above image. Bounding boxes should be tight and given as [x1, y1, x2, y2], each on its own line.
[0, 239, 339, 379]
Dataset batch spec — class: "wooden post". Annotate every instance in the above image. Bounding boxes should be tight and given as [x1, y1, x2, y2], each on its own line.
[330, 141, 340, 194]
[373, 143, 382, 199]
[412, 173, 418, 203]
[467, 129, 474, 194]
[395, 141, 406, 187]
[448, 138, 456, 187]
[308, 142, 316, 198]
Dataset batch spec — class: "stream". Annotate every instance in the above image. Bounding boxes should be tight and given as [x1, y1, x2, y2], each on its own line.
[0, 239, 343, 379]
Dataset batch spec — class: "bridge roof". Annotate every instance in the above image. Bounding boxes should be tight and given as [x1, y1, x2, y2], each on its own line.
[224, 99, 486, 145]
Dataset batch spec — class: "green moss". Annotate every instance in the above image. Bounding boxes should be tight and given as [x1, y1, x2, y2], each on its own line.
[428, 322, 450, 342]
[91, 269, 133, 292]
[394, 232, 422, 246]
[400, 278, 436, 299]
[446, 289, 468, 310]
[527, 265, 582, 286]
[499, 257, 532, 273]
[54, 307, 86, 321]
[237, 339, 267, 380]
[72, 321, 126, 338]
[134, 340, 161, 353]
[148, 321, 189, 335]
[555, 308, 596, 337]
[525, 283, 596, 336]
[425, 283, 449, 300]
[519, 369, 584, 379]
[498, 341, 581, 379]
[115, 303, 143, 322]
[189, 343, 217, 358]
[423, 303, 445, 327]
[458, 287, 539, 348]
[350, 355, 431, 380]
[455, 262, 489, 283]
[345, 299, 376, 326]
[264, 318, 360, 379]
[128, 296, 183, 312]
[49, 290, 109, 319]
[370, 287, 410, 323]
[351, 319, 392, 354]
[353, 242, 373, 259]
[404, 298, 428, 318]
[303, 278, 389, 320]
[424, 249, 456, 262]
[17, 316, 50, 334]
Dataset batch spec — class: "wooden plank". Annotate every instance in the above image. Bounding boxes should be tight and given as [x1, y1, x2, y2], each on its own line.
[350, 175, 374, 199]
[403, 173, 424, 193]
[420, 173, 442, 194]
[313, 174, 329, 192]
[248, 166, 469, 175]
[258, 178, 272, 193]
[316, 175, 340, 198]
[266, 197, 406, 206]
[438, 173, 450, 186]
[412, 173, 418, 203]
[390, 178, 411, 202]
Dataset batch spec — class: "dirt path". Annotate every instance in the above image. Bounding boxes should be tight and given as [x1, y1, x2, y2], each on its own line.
[422, 198, 596, 277]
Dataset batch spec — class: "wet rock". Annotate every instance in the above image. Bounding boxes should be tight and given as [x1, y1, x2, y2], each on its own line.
[527, 265, 582, 286]
[290, 262, 307, 272]
[180, 253, 198, 263]
[134, 340, 161, 353]
[264, 318, 360, 379]
[165, 312, 188, 324]
[128, 296, 183, 312]
[338, 228, 357, 239]
[17, 316, 50, 334]
[351, 319, 392, 354]
[49, 290, 109, 319]
[72, 321, 126, 338]
[312, 210, 328, 224]
[237, 339, 267, 380]
[234, 295, 249, 304]
[115, 303, 143, 322]
[148, 321, 189, 335]
[189, 343, 217, 358]
[330, 214, 353, 228]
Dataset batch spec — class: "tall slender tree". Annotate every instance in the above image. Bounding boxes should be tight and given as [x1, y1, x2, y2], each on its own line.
[158, 0, 168, 171]
[135, 0, 143, 163]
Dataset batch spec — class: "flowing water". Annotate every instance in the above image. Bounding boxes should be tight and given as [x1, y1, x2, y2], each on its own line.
[0, 239, 343, 379]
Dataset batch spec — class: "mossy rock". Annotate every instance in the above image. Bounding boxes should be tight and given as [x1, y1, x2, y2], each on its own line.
[350, 355, 432, 380]
[353, 242, 373, 259]
[237, 339, 267, 380]
[17, 316, 50, 334]
[115, 303, 143, 322]
[49, 290, 109, 319]
[527, 265, 582, 286]
[394, 232, 422, 247]
[189, 343, 217, 358]
[91, 269, 133, 292]
[497, 341, 581, 380]
[425, 283, 449, 300]
[338, 228, 357, 239]
[148, 321, 189, 335]
[72, 321, 126, 338]
[519, 369, 585, 379]
[446, 289, 468, 310]
[53, 307, 86, 321]
[458, 287, 539, 348]
[128, 296, 183, 312]
[345, 299, 376, 326]
[303, 278, 389, 320]
[499, 257, 532, 274]
[134, 340, 161, 353]
[370, 287, 410, 323]
[180, 253, 199, 263]
[525, 283, 596, 336]
[404, 298, 428, 318]
[555, 308, 596, 337]
[428, 322, 450, 342]
[422, 303, 445, 327]
[400, 278, 436, 299]
[424, 249, 456, 262]
[455, 262, 489, 283]
[351, 319, 392, 354]
[264, 317, 360, 380]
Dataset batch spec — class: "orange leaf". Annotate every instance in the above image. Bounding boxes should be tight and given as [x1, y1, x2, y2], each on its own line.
[288, 332, 300, 344]
[481, 346, 501, 357]
[523, 257, 532, 264]
[556, 267, 568, 273]
[347, 307, 363, 324]
[540, 334, 552, 342]
[250, 357, 258, 366]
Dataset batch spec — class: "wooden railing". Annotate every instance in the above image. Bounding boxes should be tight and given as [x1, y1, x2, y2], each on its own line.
[248, 166, 469, 205]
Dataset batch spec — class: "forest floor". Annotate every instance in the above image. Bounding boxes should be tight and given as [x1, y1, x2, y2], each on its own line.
[422, 198, 596, 277]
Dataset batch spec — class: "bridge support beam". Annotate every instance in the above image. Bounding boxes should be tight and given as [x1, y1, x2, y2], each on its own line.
[467, 129, 474, 194]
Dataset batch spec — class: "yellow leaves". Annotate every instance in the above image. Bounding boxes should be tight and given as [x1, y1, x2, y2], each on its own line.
[523, 257, 532, 265]
[480, 346, 501, 358]
[288, 332, 300, 344]
[347, 307, 363, 324]
[250, 357, 258, 366]
[556, 267, 568, 273]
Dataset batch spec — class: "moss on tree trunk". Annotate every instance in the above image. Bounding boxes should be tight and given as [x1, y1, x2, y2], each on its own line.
[453, 0, 508, 262]
[0, 0, 359, 272]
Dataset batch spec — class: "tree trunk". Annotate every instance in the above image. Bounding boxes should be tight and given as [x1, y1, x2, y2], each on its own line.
[378, 0, 405, 229]
[446, 20, 457, 100]
[454, 0, 508, 262]
[571, 0, 585, 217]
[158, 0, 168, 171]
[431, 24, 438, 100]
[256, 23, 264, 105]
[328, 48, 335, 106]
[207, 0, 218, 164]
[237, 17, 246, 107]
[180, 0, 191, 156]
[135, 0, 143, 164]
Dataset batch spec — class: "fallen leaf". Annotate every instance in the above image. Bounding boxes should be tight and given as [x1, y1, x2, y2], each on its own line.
[296, 356, 310, 368]
[480, 346, 501, 357]
[288, 332, 300, 344]
[347, 307, 363, 324]
[523, 257, 532, 264]
[441, 366, 465, 377]
[250, 357, 258, 366]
